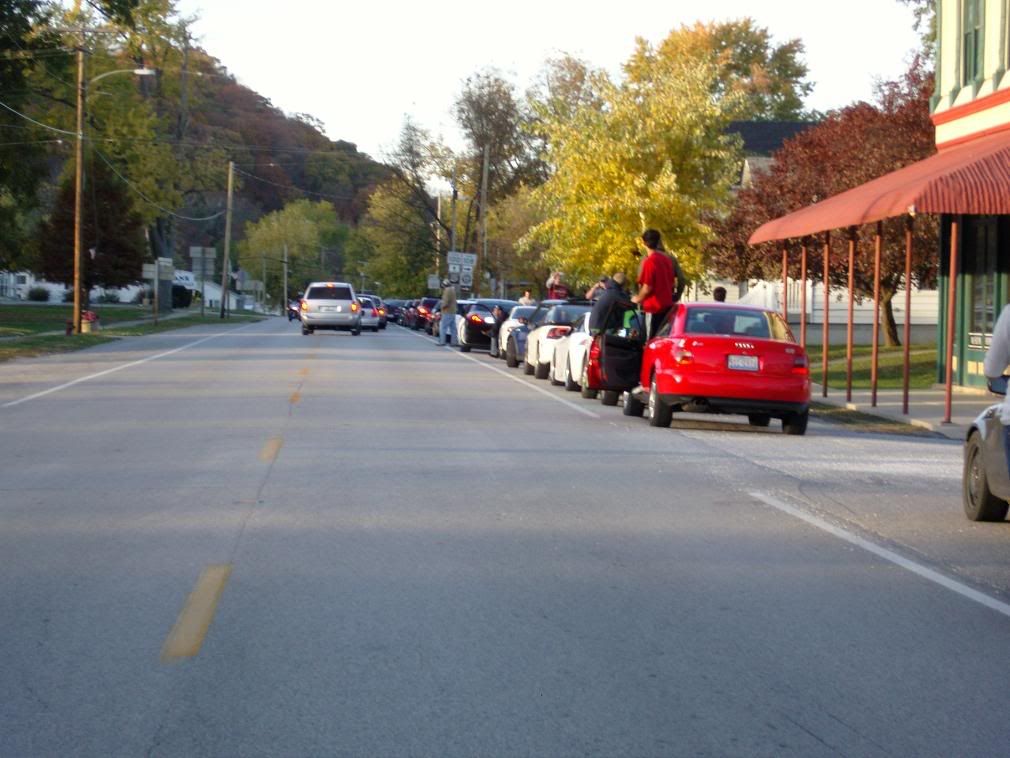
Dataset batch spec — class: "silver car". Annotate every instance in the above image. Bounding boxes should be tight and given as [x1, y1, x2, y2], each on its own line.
[964, 375, 1010, 521]
[358, 296, 381, 332]
[299, 282, 361, 336]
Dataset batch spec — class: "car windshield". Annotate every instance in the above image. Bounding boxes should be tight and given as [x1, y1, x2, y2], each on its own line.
[546, 305, 591, 324]
[306, 286, 352, 300]
[508, 306, 535, 320]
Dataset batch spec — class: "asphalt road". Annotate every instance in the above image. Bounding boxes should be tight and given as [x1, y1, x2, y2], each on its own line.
[2, 317, 1009, 757]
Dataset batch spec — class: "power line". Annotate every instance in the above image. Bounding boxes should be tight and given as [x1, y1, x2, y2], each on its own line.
[232, 166, 358, 201]
[0, 139, 68, 147]
[93, 148, 225, 222]
[0, 99, 77, 136]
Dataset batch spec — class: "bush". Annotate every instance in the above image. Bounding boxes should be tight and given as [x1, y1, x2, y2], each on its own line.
[27, 286, 50, 302]
[171, 284, 193, 309]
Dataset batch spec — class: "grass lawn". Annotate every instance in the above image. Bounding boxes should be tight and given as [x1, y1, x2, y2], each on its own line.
[812, 345, 938, 389]
[0, 304, 153, 336]
[0, 310, 266, 363]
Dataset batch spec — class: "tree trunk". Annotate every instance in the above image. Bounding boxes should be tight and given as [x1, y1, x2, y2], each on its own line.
[881, 288, 900, 347]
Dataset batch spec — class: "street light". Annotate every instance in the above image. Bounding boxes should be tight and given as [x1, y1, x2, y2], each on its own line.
[72, 64, 155, 334]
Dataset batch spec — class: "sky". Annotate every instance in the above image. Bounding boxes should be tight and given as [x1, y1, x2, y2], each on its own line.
[173, 0, 923, 162]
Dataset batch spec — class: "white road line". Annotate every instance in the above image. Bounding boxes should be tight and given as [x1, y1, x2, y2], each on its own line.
[398, 326, 601, 419]
[2, 323, 260, 409]
[750, 491, 1010, 620]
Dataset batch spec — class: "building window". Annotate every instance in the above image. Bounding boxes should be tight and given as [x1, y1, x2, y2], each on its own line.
[964, 0, 985, 85]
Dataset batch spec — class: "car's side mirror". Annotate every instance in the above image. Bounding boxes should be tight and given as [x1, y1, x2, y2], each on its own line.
[988, 374, 1010, 397]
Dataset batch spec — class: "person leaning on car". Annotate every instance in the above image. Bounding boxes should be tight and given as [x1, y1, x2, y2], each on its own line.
[589, 272, 631, 333]
[983, 303, 1010, 474]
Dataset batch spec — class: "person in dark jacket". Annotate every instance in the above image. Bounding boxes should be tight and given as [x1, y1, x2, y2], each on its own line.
[589, 272, 631, 333]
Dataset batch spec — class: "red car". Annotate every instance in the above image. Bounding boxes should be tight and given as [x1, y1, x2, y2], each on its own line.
[620, 303, 810, 434]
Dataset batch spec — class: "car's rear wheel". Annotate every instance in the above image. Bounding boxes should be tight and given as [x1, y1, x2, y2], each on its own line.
[623, 391, 645, 417]
[506, 339, 519, 368]
[782, 409, 808, 435]
[301, 325, 311, 336]
[564, 359, 579, 392]
[963, 432, 1010, 521]
[646, 373, 672, 427]
[748, 413, 771, 427]
[535, 359, 550, 380]
[600, 390, 620, 406]
[351, 326, 360, 336]
[580, 364, 598, 399]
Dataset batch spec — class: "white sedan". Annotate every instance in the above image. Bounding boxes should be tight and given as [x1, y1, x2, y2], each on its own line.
[550, 312, 594, 392]
[523, 303, 592, 380]
[497, 305, 536, 358]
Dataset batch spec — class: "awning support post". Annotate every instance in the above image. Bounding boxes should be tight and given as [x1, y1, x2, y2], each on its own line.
[781, 246, 789, 322]
[871, 222, 883, 407]
[847, 230, 856, 403]
[800, 239, 808, 348]
[944, 216, 960, 424]
[822, 232, 830, 397]
[903, 217, 914, 415]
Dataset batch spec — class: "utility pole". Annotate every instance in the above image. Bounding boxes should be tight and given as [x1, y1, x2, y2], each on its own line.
[475, 144, 490, 298]
[261, 253, 267, 312]
[72, 31, 85, 335]
[219, 160, 234, 319]
[282, 244, 289, 308]
[449, 167, 457, 253]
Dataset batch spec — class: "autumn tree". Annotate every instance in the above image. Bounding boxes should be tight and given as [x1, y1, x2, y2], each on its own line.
[36, 158, 146, 295]
[707, 57, 937, 345]
[630, 19, 814, 121]
[527, 37, 741, 287]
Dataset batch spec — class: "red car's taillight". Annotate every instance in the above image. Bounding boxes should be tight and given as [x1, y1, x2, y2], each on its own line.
[792, 354, 810, 375]
[419, 307, 429, 316]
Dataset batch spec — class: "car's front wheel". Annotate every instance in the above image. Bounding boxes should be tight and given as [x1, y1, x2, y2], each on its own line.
[622, 390, 645, 417]
[580, 363, 597, 399]
[600, 390, 620, 406]
[963, 432, 1010, 521]
[564, 359, 579, 392]
[523, 347, 536, 375]
[535, 358, 551, 380]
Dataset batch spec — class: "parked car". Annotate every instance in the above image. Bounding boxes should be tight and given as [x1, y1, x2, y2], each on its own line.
[505, 299, 567, 369]
[550, 311, 594, 392]
[624, 302, 811, 433]
[497, 305, 536, 359]
[363, 295, 388, 329]
[358, 295, 381, 332]
[414, 297, 439, 331]
[524, 302, 593, 379]
[298, 281, 361, 336]
[963, 375, 1010, 521]
[384, 299, 406, 324]
[459, 299, 519, 352]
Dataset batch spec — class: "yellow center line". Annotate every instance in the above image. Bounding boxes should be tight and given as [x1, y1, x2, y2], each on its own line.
[161, 564, 232, 662]
[259, 436, 283, 463]
[298, 368, 310, 377]
[289, 391, 301, 404]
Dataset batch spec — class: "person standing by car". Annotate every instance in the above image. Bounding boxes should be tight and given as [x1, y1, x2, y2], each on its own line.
[589, 272, 631, 333]
[585, 276, 609, 302]
[713, 286, 727, 302]
[632, 229, 678, 339]
[518, 290, 536, 306]
[439, 279, 457, 346]
[488, 304, 507, 358]
[984, 303, 1010, 473]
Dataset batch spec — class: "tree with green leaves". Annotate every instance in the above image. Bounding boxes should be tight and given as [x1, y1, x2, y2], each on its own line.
[356, 181, 437, 297]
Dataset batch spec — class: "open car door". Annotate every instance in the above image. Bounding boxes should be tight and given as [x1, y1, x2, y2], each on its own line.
[589, 301, 645, 392]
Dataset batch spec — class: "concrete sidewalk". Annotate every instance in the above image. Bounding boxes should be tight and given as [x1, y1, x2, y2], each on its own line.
[812, 383, 997, 440]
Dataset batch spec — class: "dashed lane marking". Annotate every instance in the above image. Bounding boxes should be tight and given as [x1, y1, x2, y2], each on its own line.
[259, 436, 284, 463]
[398, 326, 600, 419]
[289, 391, 301, 404]
[750, 491, 1010, 620]
[160, 564, 232, 662]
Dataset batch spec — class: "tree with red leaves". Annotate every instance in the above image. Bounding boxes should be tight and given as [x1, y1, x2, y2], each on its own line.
[708, 56, 938, 345]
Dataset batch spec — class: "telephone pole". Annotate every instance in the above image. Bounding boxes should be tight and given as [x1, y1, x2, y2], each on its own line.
[475, 145, 489, 297]
[219, 160, 234, 319]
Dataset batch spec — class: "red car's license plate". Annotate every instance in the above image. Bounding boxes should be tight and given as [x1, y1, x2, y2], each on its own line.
[727, 355, 759, 371]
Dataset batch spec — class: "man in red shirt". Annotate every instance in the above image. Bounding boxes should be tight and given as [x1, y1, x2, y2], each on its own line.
[632, 228, 679, 338]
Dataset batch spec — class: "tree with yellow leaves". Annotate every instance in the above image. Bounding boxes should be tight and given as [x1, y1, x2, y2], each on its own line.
[527, 40, 742, 287]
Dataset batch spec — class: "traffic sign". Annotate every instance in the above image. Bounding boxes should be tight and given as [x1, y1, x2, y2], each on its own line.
[460, 271, 473, 288]
[427, 274, 440, 290]
[447, 251, 477, 267]
[448, 263, 461, 274]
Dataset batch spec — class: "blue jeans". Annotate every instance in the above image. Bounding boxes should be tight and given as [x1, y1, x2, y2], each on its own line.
[439, 315, 456, 345]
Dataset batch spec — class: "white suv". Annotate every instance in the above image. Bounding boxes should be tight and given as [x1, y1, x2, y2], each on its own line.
[299, 282, 361, 336]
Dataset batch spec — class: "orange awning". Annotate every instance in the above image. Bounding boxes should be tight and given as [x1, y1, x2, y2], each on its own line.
[749, 129, 1010, 244]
